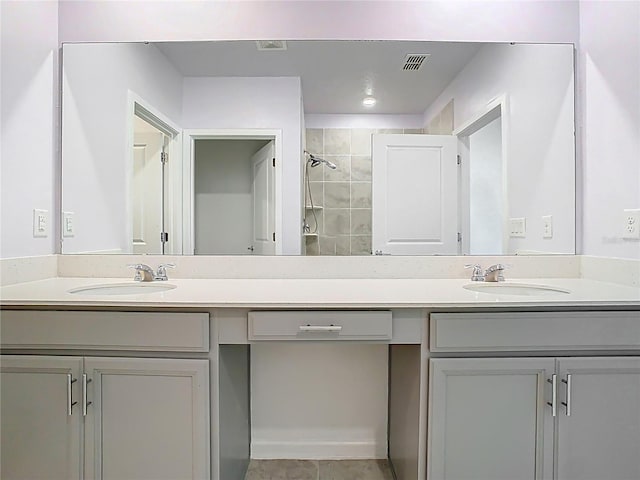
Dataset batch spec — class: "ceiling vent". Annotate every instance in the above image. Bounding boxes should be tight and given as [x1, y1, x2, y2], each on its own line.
[403, 53, 430, 71]
[256, 40, 288, 51]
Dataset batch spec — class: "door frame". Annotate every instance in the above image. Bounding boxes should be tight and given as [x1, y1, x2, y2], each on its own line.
[453, 94, 509, 255]
[126, 91, 183, 254]
[182, 129, 283, 255]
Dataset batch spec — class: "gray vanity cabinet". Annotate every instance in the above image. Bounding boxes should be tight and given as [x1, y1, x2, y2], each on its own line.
[1, 355, 83, 480]
[556, 357, 640, 480]
[0, 355, 209, 480]
[83, 357, 209, 480]
[428, 356, 640, 480]
[428, 358, 555, 480]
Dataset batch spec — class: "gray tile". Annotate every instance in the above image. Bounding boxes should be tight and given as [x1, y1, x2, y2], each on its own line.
[351, 182, 371, 208]
[351, 128, 374, 155]
[335, 235, 351, 256]
[245, 459, 318, 480]
[304, 208, 322, 234]
[305, 182, 323, 206]
[351, 155, 372, 182]
[324, 208, 350, 235]
[305, 128, 323, 155]
[324, 128, 351, 155]
[306, 161, 324, 182]
[318, 459, 394, 480]
[351, 209, 372, 234]
[323, 155, 350, 182]
[324, 182, 350, 208]
[319, 235, 337, 255]
[304, 235, 320, 256]
[403, 128, 423, 134]
[376, 128, 403, 134]
[351, 235, 372, 255]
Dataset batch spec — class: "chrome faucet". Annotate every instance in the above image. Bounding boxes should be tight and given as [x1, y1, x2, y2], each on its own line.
[464, 263, 508, 282]
[128, 263, 175, 282]
[485, 263, 507, 282]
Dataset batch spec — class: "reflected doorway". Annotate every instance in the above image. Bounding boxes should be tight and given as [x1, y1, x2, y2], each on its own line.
[455, 97, 508, 255]
[193, 138, 276, 255]
[132, 115, 167, 254]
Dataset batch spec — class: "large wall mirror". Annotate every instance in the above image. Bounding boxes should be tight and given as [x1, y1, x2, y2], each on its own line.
[61, 40, 575, 256]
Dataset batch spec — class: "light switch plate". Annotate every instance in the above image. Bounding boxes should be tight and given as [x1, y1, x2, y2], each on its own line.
[33, 209, 48, 238]
[63, 211, 75, 237]
[623, 209, 640, 239]
[509, 217, 526, 238]
[542, 215, 553, 239]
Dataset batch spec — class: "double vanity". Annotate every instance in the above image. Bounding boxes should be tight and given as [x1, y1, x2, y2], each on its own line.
[1, 257, 639, 480]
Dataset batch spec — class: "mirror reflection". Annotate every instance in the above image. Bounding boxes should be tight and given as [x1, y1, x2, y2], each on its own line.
[61, 40, 575, 256]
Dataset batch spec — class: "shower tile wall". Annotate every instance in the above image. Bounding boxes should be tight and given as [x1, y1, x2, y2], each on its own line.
[304, 127, 423, 256]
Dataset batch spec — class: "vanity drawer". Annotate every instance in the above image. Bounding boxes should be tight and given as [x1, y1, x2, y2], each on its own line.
[0, 310, 209, 352]
[430, 311, 640, 352]
[248, 311, 392, 341]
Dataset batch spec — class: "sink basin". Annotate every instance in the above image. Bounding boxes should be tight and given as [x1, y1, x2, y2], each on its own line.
[68, 283, 177, 296]
[463, 282, 570, 296]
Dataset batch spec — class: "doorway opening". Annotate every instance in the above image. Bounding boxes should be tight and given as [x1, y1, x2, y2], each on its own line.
[454, 96, 509, 255]
[129, 101, 181, 255]
[183, 130, 282, 255]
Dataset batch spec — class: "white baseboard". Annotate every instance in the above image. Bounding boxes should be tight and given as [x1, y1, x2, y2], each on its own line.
[250, 441, 387, 460]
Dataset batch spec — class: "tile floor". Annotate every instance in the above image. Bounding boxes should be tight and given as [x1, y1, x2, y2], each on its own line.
[244, 459, 395, 480]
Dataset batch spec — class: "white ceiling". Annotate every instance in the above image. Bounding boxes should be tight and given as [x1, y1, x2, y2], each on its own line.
[155, 40, 484, 115]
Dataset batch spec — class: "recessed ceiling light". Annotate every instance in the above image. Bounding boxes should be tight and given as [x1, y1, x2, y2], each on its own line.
[363, 96, 377, 107]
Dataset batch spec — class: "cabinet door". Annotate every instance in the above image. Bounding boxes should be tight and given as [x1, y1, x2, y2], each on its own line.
[557, 357, 640, 480]
[83, 357, 209, 480]
[0, 355, 83, 480]
[429, 358, 555, 480]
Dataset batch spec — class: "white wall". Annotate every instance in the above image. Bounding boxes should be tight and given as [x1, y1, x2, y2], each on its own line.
[579, 0, 640, 260]
[194, 139, 267, 255]
[251, 344, 388, 459]
[58, 1, 579, 44]
[424, 43, 576, 254]
[1, 0, 58, 258]
[305, 114, 424, 129]
[62, 43, 183, 253]
[182, 77, 302, 255]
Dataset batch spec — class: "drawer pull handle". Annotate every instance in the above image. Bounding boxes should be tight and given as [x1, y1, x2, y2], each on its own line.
[82, 374, 93, 416]
[547, 375, 557, 417]
[561, 374, 572, 416]
[299, 325, 343, 333]
[67, 374, 77, 416]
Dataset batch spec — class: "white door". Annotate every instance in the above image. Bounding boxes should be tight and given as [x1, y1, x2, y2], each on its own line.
[372, 134, 458, 255]
[251, 141, 275, 255]
[83, 357, 209, 480]
[1, 355, 83, 480]
[556, 357, 640, 480]
[132, 130, 165, 254]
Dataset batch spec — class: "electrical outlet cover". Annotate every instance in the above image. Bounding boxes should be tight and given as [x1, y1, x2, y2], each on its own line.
[32, 209, 48, 238]
[623, 209, 640, 239]
[63, 211, 75, 237]
[509, 217, 526, 238]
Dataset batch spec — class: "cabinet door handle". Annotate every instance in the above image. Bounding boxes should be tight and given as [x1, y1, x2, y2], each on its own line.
[67, 374, 78, 416]
[82, 374, 93, 416]
[547, 374, 557, 417]
[299, 325, 343, 332]
[561, 374, 572, 416]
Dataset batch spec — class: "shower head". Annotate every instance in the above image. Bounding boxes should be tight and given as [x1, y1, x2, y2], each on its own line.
[305, 151, 337, 170]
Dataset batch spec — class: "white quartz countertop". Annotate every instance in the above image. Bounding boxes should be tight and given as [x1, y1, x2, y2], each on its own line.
[1, 277, 639, 309]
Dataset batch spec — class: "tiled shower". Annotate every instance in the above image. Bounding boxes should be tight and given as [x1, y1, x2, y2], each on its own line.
[304, 127, 423, 256]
